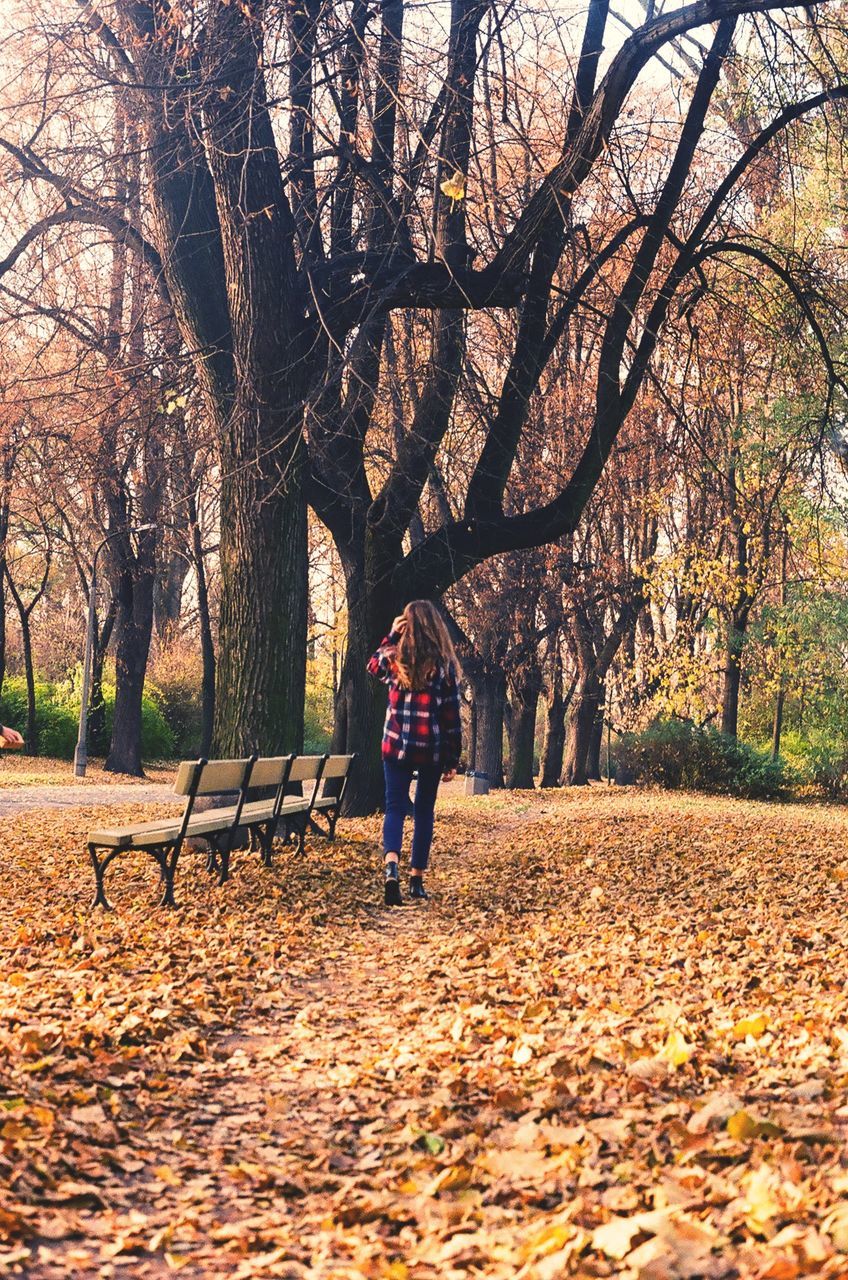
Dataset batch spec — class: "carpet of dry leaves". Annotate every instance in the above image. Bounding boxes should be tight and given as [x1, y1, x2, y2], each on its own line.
[3, 784, 848, 1280]
[0, 758, 175, 790]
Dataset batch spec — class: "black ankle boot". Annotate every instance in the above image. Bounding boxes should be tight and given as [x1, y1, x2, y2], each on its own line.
[384, 862, 402, 907]
[409, 875, 429, 901]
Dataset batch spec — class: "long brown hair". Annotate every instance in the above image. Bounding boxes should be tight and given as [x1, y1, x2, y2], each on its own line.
[394, 600, 461, 691]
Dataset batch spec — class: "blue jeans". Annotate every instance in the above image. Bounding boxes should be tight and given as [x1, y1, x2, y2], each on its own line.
[382, 759, 442, 871]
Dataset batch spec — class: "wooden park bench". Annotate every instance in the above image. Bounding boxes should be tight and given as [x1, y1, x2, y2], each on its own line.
[86, 752, 355, 909]
[309, 753, 356, 841]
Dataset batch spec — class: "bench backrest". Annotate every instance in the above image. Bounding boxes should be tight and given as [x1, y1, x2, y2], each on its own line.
[247, 755, 294, 790]
[288, 754, 327, 784]
[173, 758, 254, 797]
[321, 754, 354, 780]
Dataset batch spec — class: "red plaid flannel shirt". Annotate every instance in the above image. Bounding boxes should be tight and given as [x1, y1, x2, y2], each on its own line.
[367, 632, 462, 769]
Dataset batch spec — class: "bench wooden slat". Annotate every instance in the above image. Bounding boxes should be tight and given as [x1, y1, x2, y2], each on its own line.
[247, 755, 293, 789]
[321, 754, 354, 780]
[173, 758, 254, 796]
[288, 754, 326, 783]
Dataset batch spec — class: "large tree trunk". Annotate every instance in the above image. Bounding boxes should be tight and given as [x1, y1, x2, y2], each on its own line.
[335, 609, 390, 816]
[0, 453, 9, 697]
[507, 668, 541, 788]
[128, 1, 310, 763]
[334, 539, 395, 815]
[213, 454, 307, 756]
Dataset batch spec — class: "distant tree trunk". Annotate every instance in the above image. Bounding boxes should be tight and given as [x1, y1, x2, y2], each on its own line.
[189, 493, 216, 757]
[720, 609, 749, 739]
[19, 614, 36, 754]
[154, 546, 190, 638]
[105, 532, 157, 775]
[771, 525, 790, 760]
[720, 456, 751, 740]
[562, 673, 603, 786]
[467, 662, 506, 788]
[11, 593, 37, 755]
[0, 447, 10, 697]
[89, 599, 117, 757]
[586, 689, 605, 781]
[507, 667, 541, 788]
[5, 544, 50, 756]
[772, 680, 786, 760]
[540, 663, 577, 788]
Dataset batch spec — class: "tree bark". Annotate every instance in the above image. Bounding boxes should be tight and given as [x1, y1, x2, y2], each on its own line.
[467, 662, 505, 788]
[562, 674, 603, 786]
[540, 656, 566, 788]
[154, 546, 189, 639]
[507, 668, 541, 788]
[191, 501, 216, 758]
[9, 584, 37, 755]
[720, 612, 747, 738]
[333, 563, 391, 814]
[0, 446, 10, 697]
[586, 692, 605, 781]
[213, 456, 307, 756]
[89, 599, 117, 758]
[105, 531, 157, 775]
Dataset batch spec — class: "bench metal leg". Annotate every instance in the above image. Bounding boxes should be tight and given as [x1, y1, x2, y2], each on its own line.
[259, 825, 274, 867]
[309, 807, 340, 841]
[89, 844, 114, 910]
[158, 846, 179, 908]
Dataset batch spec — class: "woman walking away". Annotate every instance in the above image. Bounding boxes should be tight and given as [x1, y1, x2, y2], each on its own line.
[367, 601, 462, 906]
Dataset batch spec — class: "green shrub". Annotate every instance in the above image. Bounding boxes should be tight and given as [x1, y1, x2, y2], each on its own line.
[146, 645, 205, 755]
[304, 667, 334, 754]
[0, 678, 78, 757]
[779, 730, 848, 798]
[0, 675, 175, 761]
[616, 719, 787, 799]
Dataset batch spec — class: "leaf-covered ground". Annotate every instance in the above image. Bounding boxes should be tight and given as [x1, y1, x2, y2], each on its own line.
[3, 786, 848, 1278]
[0, 757, 174, 790]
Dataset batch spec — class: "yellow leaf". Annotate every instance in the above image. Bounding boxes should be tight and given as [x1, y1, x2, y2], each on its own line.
[659, 1028, 694, 1069]
[727, 1110, 760, 1140]
[727, 1109, 784, 1141]
[384, 1265, 409, 1280]
[732, 1013, 769, 1040]
[527, 1220, 576, 1259]
[439, 170, 466, 202]
[742, 1164, 781, 1235]
[153, 1165, 182, 1187]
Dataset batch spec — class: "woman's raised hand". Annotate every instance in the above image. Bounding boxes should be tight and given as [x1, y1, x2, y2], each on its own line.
[391, 614, 407, 635]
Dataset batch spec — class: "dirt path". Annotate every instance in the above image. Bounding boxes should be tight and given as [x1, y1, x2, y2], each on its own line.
[3, 789, 848, 1278]
[0, 783, 173, 816]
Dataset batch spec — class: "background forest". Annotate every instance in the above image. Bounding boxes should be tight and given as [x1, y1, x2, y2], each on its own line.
[0, 0, 846, 806]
